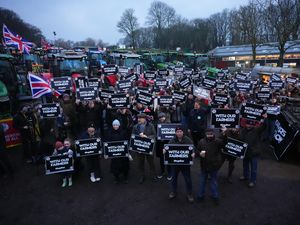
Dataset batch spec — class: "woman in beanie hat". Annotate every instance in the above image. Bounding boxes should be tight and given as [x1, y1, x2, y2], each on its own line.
[104, 119, 130, 184]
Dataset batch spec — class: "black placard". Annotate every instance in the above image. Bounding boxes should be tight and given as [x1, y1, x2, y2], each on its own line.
[202, 76, 217, 89]
[51, 77, 72, 92]
[266, 105, 281, 115]
[74, 77, 88, 89]
[134, 63, 144, 75]
[109, 94, 130, 108]
[286, 77, 298, 84]
[144, 71, 157, 80]
[223, 137, 248, 159]
[271, 113, 299, 160]
[157, 95, 174, 107]
[45, 154, 74, 175]
[256, 91, 271, 100]
[259, 85, 271, 92]
[179, 76, 191, 89]
[102, 64, 118, 75]
[174, 66, 185, 76]
[39, 103, 61, 118]
[116, 79, 132, 92]
[118, 66, 130, 76]
[235, 73, 248, 80]
[212, 93, 229, 105]
[135, 87, 151, 94]
[269, 80, 284, 89]
[193, 85, 210, 99]
[154, 78, 169, 90]
[76, 87, 98, 101]
[129, 135, 155, 155]
[184, 68, 194, 76]
[164, 144, 194, 165]
[157, 123, 181, 140]
[240, 102, 267, 121]
[99, 88, 114, 100]
[75, 138, 102, 157]
[158, 69, 168, 76]
[234, 80, 253, 92]
[87, 77, 100, 88]
[211, 108, 240, 128]
[125, 73, 138, 81]
[271, 74, 281, 81]
[136, 91, 153, 106]
[103, 141, 129, 158]
[172, 90, 187, 103]
[216, 81, 226, 91]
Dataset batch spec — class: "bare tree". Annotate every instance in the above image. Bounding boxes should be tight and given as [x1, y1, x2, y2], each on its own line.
[261, 0, 300, 66]
[117, 8, 139, 49]
[147, 1, 176, 48]
[238, 1, 265, 66]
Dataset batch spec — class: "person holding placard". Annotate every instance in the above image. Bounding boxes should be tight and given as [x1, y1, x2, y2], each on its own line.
[166, 126, 195, 203]
[80, 124, 102, 183]
[239, 115, 267, 188]
[104, 120, 130, 184]
[132, 113, 157, 184]
[197, 128, 225, 205]
[52, 140, 74, 187]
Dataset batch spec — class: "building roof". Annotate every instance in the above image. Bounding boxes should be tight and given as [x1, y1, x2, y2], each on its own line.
[208, 40, 300, 57]
[251, 65, 300, 77]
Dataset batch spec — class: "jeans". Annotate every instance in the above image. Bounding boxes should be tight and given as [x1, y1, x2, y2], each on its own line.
[137, 153, 156, 178]
[198, 170, 219, 198]
[171, 166, 192, 195]
[243, 157, 258, 183]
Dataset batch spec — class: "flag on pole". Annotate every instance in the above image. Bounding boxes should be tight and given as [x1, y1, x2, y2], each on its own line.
[3, 24, 33, 54]
[28, 73, 61, 98]
[41, 38, 51, 50]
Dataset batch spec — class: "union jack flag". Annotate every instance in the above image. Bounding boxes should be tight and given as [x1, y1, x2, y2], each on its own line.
[28, 73, 61, 98]
[3, 24, 33, 54]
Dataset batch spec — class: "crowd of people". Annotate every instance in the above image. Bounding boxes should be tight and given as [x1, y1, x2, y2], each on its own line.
[1, 70, 299, 205]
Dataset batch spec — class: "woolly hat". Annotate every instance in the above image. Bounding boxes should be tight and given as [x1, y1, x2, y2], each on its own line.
[112, 119, 121, 126]
[55, 141, 64, 150]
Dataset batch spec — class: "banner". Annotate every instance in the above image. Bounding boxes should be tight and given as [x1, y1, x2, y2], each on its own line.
[87, 77, 101, 88]
[269, 80, 284, 89]
[39, 103, 61, 119]
[45, 154, 74, 175]
[172, 90, 187, 103]
[212, 93, 229, 106]
[103, 141, 129, 158]
[102, 64, 118, 75]
[76, 87, 98, 101]
[108, 94, 130, 108]
[75, 138, 102, 157]
[50, 77, 72, 92]
[179, 76, 191, 89]
[144, 71, 157, 80]
[157, 95, 174, 107]
[136, 91, 154, 106]
[211, 108, 240, 128]
[202, 76, 216, 89]
[99, 89, 114, 100]
[157, 123, 181, 140]
[234, 80, 253, 92]
[116, 79, 132, 92]
[240, 102, 266, 121]
[129, 135, 155, 155]
[118, 66, 131, 76]
[74, 77, 88, 89]
[256, 91, 271, 100]
[223, 137, 248, 159]
[271, 113, 299, 160]
[0, 118, 21, 148]
[193, 85, 210, 99]
[164, 144, 194, 165]
[154, 78, 169, 91]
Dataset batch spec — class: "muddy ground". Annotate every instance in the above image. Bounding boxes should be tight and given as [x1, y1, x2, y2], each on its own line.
[0, 143, 300, 225]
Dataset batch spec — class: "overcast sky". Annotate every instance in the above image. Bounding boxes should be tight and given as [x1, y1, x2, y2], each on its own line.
[2, 0, 249, 45]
